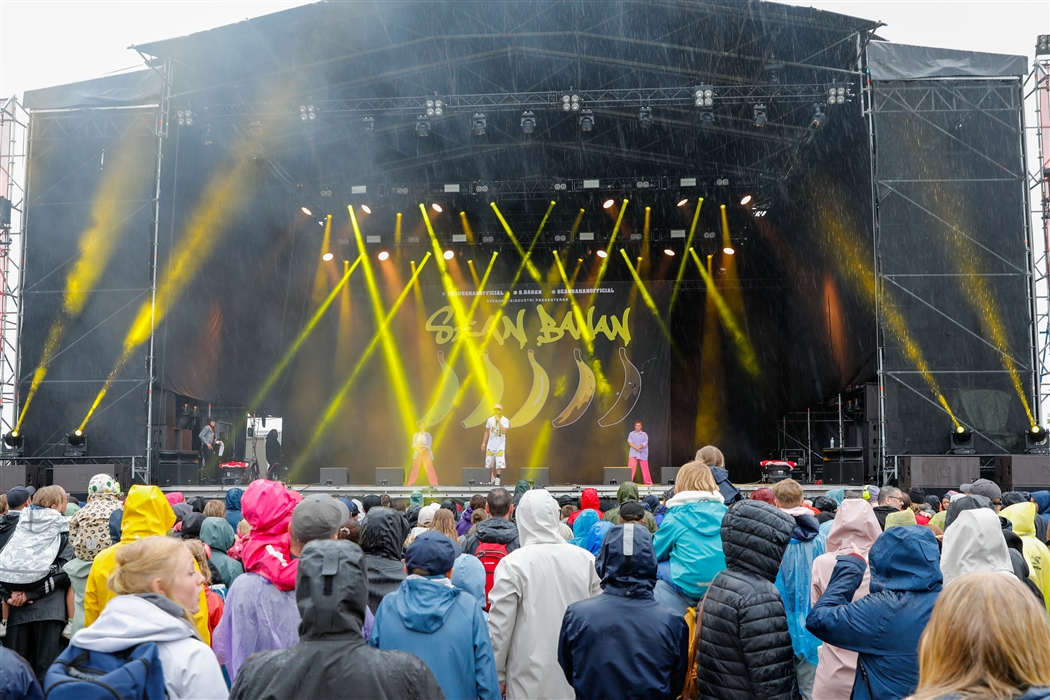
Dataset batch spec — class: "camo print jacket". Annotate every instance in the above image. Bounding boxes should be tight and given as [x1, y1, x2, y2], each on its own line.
[69, 493, 122, 561]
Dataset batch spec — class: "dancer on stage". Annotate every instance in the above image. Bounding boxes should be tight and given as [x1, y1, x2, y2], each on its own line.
[408, 421, 438, 486]
[627, 419, 652, 485]
[482, 404, 510, 485]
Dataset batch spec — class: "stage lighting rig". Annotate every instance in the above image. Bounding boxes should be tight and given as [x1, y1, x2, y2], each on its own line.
[562, 93, 581, 112]
[362, 116, 375, 134]
[579, 109, 595, 132]
[811, 104, 826, 130]
[1025, 425, 1049, 455]
[425, 98, 444, 117]
[299, 104, 316, 121]
[520, 110, 536, 134]
[949, 425, 975, 455]
[1036, 35, 1049, 56]
[175, 110, 193, 126]
[753, 104, 767, 127]
[2, 430, 23, 456]
[638, 107, 654, 129]
[65, 429, 87, 457]
[694, 85, 715, 124]
[471, 113, 487, 136]
[416, 115, 431, 137]
[200, 124, 214, 147]
[826, 84, 850, 105]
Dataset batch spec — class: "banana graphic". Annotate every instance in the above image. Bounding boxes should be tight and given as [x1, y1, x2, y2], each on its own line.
[461, 351, 505, 428]
[597, 347, 642, 427]
[508, 349, 550, 427]
[418, 351, 460, 426]
[552, 348, 597, 428]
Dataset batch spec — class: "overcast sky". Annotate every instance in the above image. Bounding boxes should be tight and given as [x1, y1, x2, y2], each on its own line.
[1, 0, 1048, 100]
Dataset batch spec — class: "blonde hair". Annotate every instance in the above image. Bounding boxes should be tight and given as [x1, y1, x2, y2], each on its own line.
[107, 536, 196, 625]
[696, 445, 725, 467]
[202, 500, 225, 518]
[183, 539, 212, 585]
[33, 485, 67, 511]
[237, 519, 250, 537]
[429, 508, 459, 541]
[911, 571, 1050, 700]
[771, 478, 804, 508]
[675, 461, 719, 494]
[0, 494, 7, 515]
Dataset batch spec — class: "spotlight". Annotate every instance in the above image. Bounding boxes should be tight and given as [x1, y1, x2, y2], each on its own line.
[663, 248, 675, 257]
[949, 425, 975, 455]
[826, 83, 849, 105]
[578, 109, 595, 133]
[753, 104, 767, 127]
[694, 84, 715, 124]
[416, 115, 431, 137]
[722, 246, 735, 255]
[3, 430, 22, 449]
[247, 121, 262, 139]
[596, 250, 608, 258]
[520, 110, 536, 134]
[425, 98, 444, 117]
[638, 107, 654, 129]
[322, 252, 334, 262]
[1025, 424, 1049, 454]
[363, 116, 375, 134]
[1038, 35, 1050, 56]
[299, 104, 317, 121]
[301, 206, 313, 216]
[431, 203, 443, 213]
[360, 205, 372, 214]
[740, 194, 752, 206]
[602, 199, 615, 209]
[200, 124, 214, 147]
[471, 112, 487, 136]
[677, 198, 689, 208]
[377, 251, 390, 261]
[811, 104, 826, 130]
[443, 249, 455, 260]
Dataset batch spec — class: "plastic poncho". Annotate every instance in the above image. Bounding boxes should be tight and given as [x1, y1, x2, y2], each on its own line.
[941, 509, 1014, 585]
[584, 521, 613, 556]
[603, 482, 657, 533]
[239, 480, 302, 591]
[775, 507, 825, 665]
[1001, 501, 1050, 614]
[566, 488, 602, 526]
[884, 509, 917, 528]
[569, 509, 599, 548]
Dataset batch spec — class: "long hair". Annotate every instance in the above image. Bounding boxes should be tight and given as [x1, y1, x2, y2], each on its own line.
[911, 571, 1050, 700]
[183, 539, 212, 585]
[107, 536, 197, 626]
[675, 461, 719, 494]
[430, 508, 459, 541]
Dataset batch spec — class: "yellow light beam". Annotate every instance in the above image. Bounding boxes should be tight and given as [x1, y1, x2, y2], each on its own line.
[619, 248, 672, 343]
[667, 197, 703, 319]
[688, 248, 761, 377]
[490, 202, 542, 283]
[586, 199, 628, 308]
[552, 250, 595, 354]
[310, 215, 334, 305]
[695, 252, 725, 446]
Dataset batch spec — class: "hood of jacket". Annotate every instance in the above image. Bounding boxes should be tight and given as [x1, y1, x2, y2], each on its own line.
[516, 489, 562, 546]
[181, 512, 206, 539]
[200, 516, 235, 551]
[585, 521, 613, 555]
[296, 539, 368, 640]
[0, 511, 19, 536]
[361, 507, 409, 561]
[721, 500, 795, 582]
[885, 509, 918, 528]
[393, 576, 461, 633]
[473, 516, 518, 545]
[570, 509, 600, 546]
[241, 480, 301, 536]
[785, 510, 821, 542]
[616, 481, 640, 505]
[451, 553, 486, 605]
[165, 492, 184, 506]
[666, 489, 724, 509]
[869, 526, 942, 593]
[1032, 491, 1050, 516]
[945, 494, 993, 529]
[596, 523, 656, 597]
[580, 487, 600, 512]
[941, 509, 1014, 585]
[409, 491, 423, 508]
[825, 499, 882, 555]
[1001, 501, 1037, 538]
[225, 487, 243, 512]
[71, 594, 195, 652]
[513, 480, 531, 500]
[171, 502, 191, 524]
[121, 485, 176, 541]
[0, 507, 69, 583]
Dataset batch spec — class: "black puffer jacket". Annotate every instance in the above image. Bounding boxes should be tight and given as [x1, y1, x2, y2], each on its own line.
[360, 508, 410, 614]
[695, 500, 799, 700]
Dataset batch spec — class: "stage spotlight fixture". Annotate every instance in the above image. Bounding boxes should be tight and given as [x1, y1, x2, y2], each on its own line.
[415, 115, 431, 137]
[443, 249, 455, 261]
[753, 104, 767, 127]
[638, 107, 654, 128]
[1038, 35, 1050, 56]
[596, 250, 608, 259]
[602, 199, 615, 209]
[3, 430, 22, 449]
[677, 198, 689, 208]
[722, 246, 735, 255]
[431, 203, 443, 213]
[247, 121, 262, 139]
[299, 104, 316, 121]
[68, 429, 85, 446]
[425, 98, 444, 117]
[579, 109, 595, 132]
[322, 252, 335, 262]
[561, 94, 581, 112]
[826, 83, 849, 105]
[377, 251, 390, 261]
[811, 104, 826, 130]
[200, 124, 214, 147]
[663, 248, 675, 257]
[740, 194, 752, 206]
[64, 430, 87, 457]
[360, 205, 372, 214]
[1025, 424, 1049, 454]
[471, 112, 487, 136]
[694, 85, 715, 123]
[520, 110, 536, 134]
[176, 109, 193, 126]
[949, 425, 975, 455]
[363, 116, 375, 134]
[301, 206, 313, 216]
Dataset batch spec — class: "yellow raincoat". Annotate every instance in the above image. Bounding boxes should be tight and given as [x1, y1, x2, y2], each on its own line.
[1001, 501, 1050, 615]
[83, 485, 210, 643]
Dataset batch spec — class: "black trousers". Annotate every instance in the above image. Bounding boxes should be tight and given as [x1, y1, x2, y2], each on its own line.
[3, 619, 67, 681]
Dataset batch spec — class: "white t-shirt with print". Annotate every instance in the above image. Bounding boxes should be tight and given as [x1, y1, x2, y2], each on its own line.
[485, 415, 510, 452]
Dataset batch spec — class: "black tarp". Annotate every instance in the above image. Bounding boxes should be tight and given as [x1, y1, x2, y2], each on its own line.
[867, 41, 1027, 81]
[23, 71, 161, 111]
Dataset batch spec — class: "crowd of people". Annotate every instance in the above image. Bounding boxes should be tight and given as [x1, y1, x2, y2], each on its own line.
[0, 453, 1049, 699]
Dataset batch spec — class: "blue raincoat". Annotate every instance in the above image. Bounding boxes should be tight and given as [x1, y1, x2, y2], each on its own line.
[585, 521, 613, 556]
[224, 488, 244, 530]
[774, 510, 825, 664]
[570, 509, 600, 548]
[807, 527, 942, 700]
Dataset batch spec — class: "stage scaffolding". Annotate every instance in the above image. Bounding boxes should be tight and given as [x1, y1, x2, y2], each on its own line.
[0, 97, 27, 438]
[1031, 48, 1050, 427]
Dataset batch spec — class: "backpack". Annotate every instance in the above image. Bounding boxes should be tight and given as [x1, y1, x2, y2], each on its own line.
[475, 541, 509, 611]
[44, 643, 166, 700]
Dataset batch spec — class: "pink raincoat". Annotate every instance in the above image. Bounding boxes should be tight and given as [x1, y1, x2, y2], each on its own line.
[809, 499, 882, 700]
[240, 480, 302, 591]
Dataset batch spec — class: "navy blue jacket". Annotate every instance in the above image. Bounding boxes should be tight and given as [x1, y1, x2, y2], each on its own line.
[0, 647, 43, 700]
[806, 526, 942, 700]
[559, 524, 689, 700]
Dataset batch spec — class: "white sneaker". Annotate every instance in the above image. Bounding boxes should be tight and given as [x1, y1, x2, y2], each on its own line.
[493, 477, 500, 486]
[0, 620, 6, 638]
[62, 621, 72, 639]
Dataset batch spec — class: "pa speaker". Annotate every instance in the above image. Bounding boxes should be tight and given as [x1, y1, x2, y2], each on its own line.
[319, 468, 348, 486]
[994, 455, 1050, 491]
[661, 467, 681, 485]
[604, 467, 632, 485]
[375, 467, 404, 486]
[898, 456, 979, 490]
[461, 468, 491, 486]
[523, 468, 549, 486]
[53, 463, 111, 494]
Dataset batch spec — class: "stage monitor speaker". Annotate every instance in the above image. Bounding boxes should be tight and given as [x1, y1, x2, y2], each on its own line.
[899, 456, 979, 490]
[53, 463, 114, 494]
[461, 468, 490, 486]
[524, 468, 549, 486]
[661, 467, 680, 485]
[823, 448, 865, 486]
[155, 462, 198, 487]
[993, 455, 1050, 491]
[0, 465, 32, 494]
[320, 468, 348, 486]
[375, 467, 404, 486]
[604, 467, 632, 485]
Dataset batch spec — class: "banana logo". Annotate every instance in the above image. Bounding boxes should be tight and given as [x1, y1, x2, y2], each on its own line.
[597, 347, 642, 427]
[552, 348, 597, 428]
[461, 351, 505, 428]
[418, 351, 460, 426]
[508, 349, 550, 427]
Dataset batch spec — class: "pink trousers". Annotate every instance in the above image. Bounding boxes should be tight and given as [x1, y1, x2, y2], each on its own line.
[628, 456, 652, 485]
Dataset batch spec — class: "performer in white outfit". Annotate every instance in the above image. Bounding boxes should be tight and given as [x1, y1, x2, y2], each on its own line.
[408, 421, 438, 486]
[482, 404, 510, 485]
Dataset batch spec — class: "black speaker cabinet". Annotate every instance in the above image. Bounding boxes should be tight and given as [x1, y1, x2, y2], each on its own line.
[155, 462, 199, 487]
[661, 467, 681, 485]
[319, 468, 348, 486]
[461, 468, 490, 486]
[524, 468, 549, 486]
[603, 467, 632, 484]
[823, 447, 865, 486]
[375, 467, 404, 486]
[53, 463, 112, 494]
[898, 456, 979, 490]
[994, 455, 1050, 491]
[0, 464, 32, 494]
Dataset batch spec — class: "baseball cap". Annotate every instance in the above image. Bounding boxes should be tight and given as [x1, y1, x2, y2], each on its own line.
[969, 478, 1002, 503]
[959, 483, 973, 494]
[290, 495, 350, 542]
[493, 404, 503, 411]
[619, 501, 646, 522]
[6, 487, 30, 509]
[405, 531, 458, 576]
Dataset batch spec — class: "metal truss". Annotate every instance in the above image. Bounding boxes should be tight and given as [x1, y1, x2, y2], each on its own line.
[0, 97, 27, 437]
[27, 108, 159, 141]
[1031, 56, 1050, 425]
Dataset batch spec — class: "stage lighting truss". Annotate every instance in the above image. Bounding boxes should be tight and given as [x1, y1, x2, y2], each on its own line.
[949, 425, 975, 455]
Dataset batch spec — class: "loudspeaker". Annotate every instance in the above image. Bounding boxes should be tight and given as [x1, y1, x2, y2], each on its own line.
[898, 456, 979, 490]
[604, 467, 632, 485]
[155, 462, 198, 487]
[462, 468, 491, 486]
[661, 467, 681, 485]
[320, 468, 348, 486]
[0, 465, 32, 494]
[823, 447, 865, 486]
[375, 467, 404, 486]
[994, 455, 1050, 491]
[524, 468, 549, 486]
[53, 463, 112, 494]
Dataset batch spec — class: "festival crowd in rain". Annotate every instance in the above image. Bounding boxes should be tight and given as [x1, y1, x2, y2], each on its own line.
[0, 447, 1048, 699]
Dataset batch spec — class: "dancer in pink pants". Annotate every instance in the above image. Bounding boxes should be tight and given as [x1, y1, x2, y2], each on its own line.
[627, 420, 652, 484]
[408, 421, 438, 486]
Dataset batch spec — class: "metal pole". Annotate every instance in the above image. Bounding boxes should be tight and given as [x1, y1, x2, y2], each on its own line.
[807, 407, 812, 481]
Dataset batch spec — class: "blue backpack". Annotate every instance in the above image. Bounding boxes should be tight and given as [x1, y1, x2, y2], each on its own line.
[44, 643, 166, 700]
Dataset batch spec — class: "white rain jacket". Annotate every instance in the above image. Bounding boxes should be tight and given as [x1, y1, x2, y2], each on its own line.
[941, 508, 1014, 585]
[488, 490, 601, 700]
[0, 507, 68, 584]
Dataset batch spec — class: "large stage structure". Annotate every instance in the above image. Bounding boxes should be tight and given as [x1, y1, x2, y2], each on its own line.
[5, 2, 1049, 492]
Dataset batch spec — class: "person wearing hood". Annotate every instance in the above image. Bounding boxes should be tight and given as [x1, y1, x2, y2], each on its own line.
[1003, 490, 1049, 542]
[64, 475, 123, 636]
[688, 500, 798, 700]
[696, 445, 743, 505]
[462, 487, 520, 557]
[0, 487, 32, 552]
[0, 647, 42, 700]
[583, 520, 613, 556]
[165, 492, 184, 508]
[84, 485, 210, 644]
[230, 539, 443, 700]
[559, 524, 689, 700]
[566, 488, 602, 526]
[569, 509, 600, 549]
[806, 526, 943, 700]
[488, 489, 601, 700]
[652, 461, 728, 616]
[237, 480, 301, 591]
[181, 512, 206, 541]
[370, 531, 499, 700]
[361, 506, 412, 614]
[1001, 500, 1050, 613]
[64, 536, 226, 699]
[940, 509, 1014, 585]
[200, 517, 243, 587]
[810, 498, 883, 700]
[223, 488, 243, 531]
[603, 481, 657, 533]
